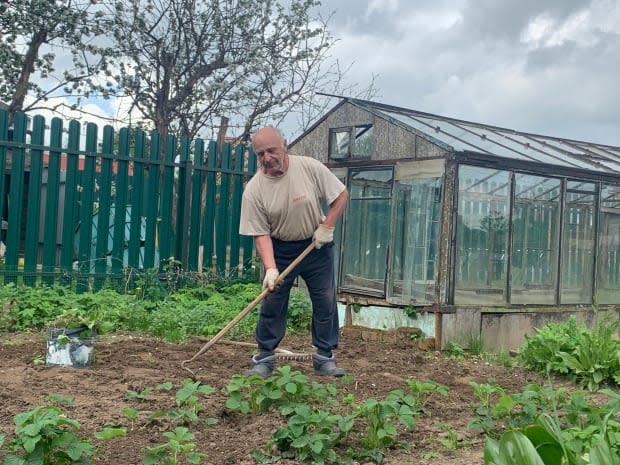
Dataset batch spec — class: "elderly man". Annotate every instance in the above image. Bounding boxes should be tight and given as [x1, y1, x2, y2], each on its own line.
[239, 126, 349, 377]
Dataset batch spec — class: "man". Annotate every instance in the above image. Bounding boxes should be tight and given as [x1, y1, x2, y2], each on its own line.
[239, 126, 349, 378]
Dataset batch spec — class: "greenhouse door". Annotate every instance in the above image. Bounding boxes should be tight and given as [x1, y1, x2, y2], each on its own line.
[340, 168, 393, 296]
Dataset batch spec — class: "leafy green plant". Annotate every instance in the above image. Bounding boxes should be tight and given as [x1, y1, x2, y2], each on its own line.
[406, 379, 449, 413]
[4, 405, 94, 464]
[519, 314, 620, 391]
[355, 389, 419, 451]
[484, 412, 620, 465]
[445, 341, 465, 359]
[142, 427, 207, 465]
[267, 404, 352, 465]
[467, 380, 507, 435]
[168, 379, 216, 425]
[225, 367, 338, 415]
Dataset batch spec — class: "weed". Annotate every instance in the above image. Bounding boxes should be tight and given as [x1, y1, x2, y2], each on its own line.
[46, 393, 76, 408]
[445, 341, 465, 359]
[467, 334, 485, 356]
[126, 386, 153, 401]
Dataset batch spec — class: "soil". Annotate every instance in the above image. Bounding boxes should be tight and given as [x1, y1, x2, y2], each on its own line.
[0, 326, 546, 465]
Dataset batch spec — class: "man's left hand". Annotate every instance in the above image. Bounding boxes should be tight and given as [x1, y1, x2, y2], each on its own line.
[313, 224, 334, 249]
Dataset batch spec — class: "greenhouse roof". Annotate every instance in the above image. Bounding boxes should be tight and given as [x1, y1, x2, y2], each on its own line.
[334, 97, 620, 176]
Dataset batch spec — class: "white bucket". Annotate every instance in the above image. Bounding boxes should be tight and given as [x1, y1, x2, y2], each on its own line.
[46, 327, 95, 368]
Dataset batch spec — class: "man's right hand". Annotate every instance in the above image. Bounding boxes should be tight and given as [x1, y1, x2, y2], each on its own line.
[262, 268, 280, 291]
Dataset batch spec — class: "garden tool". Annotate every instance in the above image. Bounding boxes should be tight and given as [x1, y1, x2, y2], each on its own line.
[181, 242, 316, 378]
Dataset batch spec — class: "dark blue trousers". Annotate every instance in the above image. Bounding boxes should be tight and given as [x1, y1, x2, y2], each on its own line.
[255, 238, 340, 353]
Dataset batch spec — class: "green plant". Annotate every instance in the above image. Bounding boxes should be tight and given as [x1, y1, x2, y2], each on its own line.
[46, 394, 76, 408]
[267, 404, 352, 465]
[445, 341, 465, 359]
[168, 379, 216, 425]
[225, 367, 338, 415]
[484, 412, 620, 465]
[126, 387, 153, 401]
[403, 306, 418, 320]
[93, 426, 127, 440]
[519, 314, 620, 391]
[467, 334, 485, 357]
[4, 405, 94, 464]
[437, 422, 472, 450]
[467, 380, 507, 435]
[142, 427, 207, 465]
[405, 379, 449, 413]
[355, 389, 418, 451]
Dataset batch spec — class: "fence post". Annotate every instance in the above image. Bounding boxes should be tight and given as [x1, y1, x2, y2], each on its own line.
[5, 112, 28, 283]
[42, 118, 63, 285]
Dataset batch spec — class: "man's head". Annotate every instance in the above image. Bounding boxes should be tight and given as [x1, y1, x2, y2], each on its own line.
[251, 126, 289, 177]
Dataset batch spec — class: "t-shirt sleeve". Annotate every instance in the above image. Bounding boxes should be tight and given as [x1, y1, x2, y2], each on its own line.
[313, 159, 346, 204]
[239, 189, 270, 236]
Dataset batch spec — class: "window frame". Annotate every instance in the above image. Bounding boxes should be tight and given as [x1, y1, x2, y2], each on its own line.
[328, 124, 373, 160]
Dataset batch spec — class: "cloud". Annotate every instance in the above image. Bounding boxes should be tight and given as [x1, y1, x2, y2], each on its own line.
[313, 0, 620, 145]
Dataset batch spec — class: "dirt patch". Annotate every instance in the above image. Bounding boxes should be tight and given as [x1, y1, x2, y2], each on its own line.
[0, 328, 545, 464]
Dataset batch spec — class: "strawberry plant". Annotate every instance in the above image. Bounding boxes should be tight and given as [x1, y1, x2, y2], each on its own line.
[4, 405, 94, 464]
[267, 404, 353, 465]
[142, 427, 207, 465]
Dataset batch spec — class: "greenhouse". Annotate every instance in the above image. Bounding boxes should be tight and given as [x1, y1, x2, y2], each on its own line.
[290, 97, 620, 349]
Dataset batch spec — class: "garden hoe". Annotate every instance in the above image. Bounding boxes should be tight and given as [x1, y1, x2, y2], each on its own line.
[181, 242, 316, 379]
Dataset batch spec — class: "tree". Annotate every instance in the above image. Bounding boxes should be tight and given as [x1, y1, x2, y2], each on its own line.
[0, 0, 113, 124]
[107, 0, 366, 144]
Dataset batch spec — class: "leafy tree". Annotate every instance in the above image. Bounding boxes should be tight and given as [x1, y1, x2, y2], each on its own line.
[107, 0, 366, 143]
[0, 0, 114, 123]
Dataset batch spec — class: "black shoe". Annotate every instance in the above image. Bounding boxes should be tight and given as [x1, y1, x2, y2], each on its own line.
[312, 353, 345, 377]
[244, 354, 275, 378]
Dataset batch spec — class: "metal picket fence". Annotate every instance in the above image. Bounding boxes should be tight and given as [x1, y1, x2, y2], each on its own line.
[0, 110, 257, 290]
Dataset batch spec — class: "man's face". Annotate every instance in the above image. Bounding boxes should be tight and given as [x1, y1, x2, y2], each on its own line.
[252, 128, 288, 176]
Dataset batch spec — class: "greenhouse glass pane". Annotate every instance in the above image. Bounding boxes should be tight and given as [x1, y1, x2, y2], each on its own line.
[597, 184, 620, 304]
[510, 174, 561, 304]
[560, 182, 597, 304]
[341, 168, 393, 294]
[455, 165, 509, 304]
[389, 177, 442, 304]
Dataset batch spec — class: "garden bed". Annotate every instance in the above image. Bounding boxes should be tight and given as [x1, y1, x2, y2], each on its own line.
[0, 328, 545, 464]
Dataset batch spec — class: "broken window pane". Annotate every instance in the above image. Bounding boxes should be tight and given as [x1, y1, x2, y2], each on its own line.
[353, 125, 372, 157]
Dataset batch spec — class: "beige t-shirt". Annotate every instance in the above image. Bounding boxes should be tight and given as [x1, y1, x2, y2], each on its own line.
[239, 155, 346, 241]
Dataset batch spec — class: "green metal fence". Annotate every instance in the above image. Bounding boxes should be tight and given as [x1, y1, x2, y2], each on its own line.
[0, 110, 257, 289]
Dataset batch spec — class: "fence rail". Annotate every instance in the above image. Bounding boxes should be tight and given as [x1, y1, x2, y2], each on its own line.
[0, 110, 257, 289]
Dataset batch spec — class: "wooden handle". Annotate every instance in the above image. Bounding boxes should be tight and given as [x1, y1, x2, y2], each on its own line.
[181, 242, 316, 368]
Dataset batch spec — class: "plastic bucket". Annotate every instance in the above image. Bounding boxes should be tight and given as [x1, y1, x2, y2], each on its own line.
[46, 327, 95, 368]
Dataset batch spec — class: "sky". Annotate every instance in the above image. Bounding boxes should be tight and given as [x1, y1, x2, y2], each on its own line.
[28, 0, 620, 147]
[309, 0, 620, 146]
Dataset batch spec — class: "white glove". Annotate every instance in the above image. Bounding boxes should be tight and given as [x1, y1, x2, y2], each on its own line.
[262, 268, 279, 291]
[313, 224, 334, 249]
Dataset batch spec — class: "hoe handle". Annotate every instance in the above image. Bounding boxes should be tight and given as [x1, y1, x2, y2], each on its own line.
[181, 242, 316, 370]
